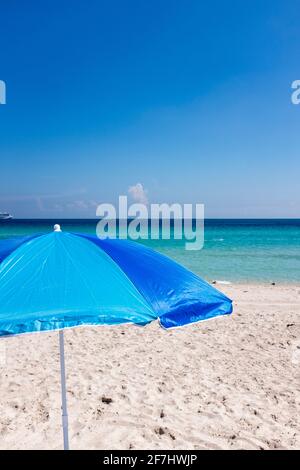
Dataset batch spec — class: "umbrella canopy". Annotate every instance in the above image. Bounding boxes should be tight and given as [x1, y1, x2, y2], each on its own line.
[0, 231, 232, 336]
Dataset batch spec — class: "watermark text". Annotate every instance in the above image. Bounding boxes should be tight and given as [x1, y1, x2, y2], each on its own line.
[291, 80, 300, 105]
[0, 80, 6, 104]
[96, 196, 204, 251]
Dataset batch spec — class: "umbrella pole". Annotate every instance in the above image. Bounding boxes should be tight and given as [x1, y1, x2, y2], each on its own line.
[59, 330, 69, 450]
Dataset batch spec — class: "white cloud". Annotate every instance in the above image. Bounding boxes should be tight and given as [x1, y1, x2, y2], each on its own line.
[128, 183, 149, 205]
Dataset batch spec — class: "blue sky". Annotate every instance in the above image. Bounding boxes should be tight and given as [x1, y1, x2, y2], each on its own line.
[0, 0, 299, 218]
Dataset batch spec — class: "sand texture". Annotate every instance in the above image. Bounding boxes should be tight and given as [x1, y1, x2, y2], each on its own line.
[0, 283, 299, 450]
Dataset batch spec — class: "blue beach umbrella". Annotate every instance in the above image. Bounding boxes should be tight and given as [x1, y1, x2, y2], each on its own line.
[0, 226, 232, 449]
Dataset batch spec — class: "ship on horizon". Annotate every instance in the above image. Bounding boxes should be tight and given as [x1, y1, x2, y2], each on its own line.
[0, 212, 13, 221]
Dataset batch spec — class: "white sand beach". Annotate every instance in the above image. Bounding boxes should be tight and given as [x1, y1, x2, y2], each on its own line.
[0, 283, 299, 450]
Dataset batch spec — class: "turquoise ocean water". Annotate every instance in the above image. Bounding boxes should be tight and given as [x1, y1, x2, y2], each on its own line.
[0, 219, 299, 283]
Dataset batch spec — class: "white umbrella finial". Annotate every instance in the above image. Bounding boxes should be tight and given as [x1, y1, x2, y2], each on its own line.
[54, 224, 62, 232]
